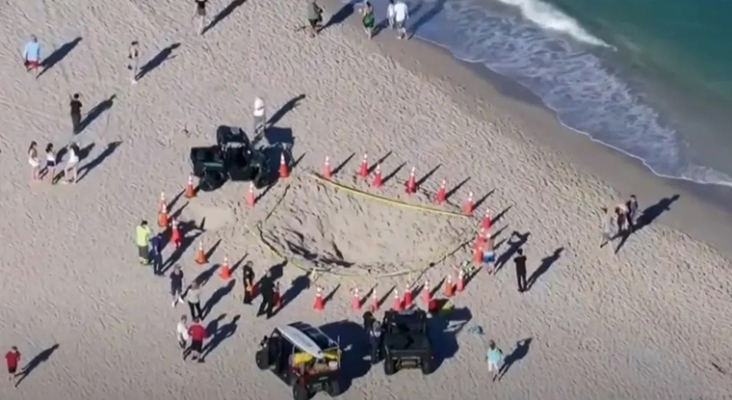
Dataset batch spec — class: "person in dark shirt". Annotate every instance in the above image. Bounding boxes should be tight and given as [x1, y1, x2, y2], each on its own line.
[170, 264, 185, 307]
[626, 194, 639, 232]
[241, 261, 255, 305]
[5, 346, 20, 385]
[185, 319, 207, 362]
[257, 270, 275, 318]
[513, 249, 528, 292]
[194, 0, 208, 35]
[69, 93, 83, 134]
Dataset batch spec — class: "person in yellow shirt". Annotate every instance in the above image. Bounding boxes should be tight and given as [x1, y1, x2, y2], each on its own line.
[135, 220, 153, 265]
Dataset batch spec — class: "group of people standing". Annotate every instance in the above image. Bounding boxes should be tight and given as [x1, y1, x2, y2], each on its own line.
[359, 0, 409, 39]
[27, 140, 79, 184]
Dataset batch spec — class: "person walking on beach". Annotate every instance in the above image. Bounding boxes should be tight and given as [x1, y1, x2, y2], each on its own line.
[486, 340, 504, 382]
[361, 2, 376, 39]
[28, 141, 40, 181]
[194, 0, 208, 36]
[185, 318, 207, 362]
[393, 0, 409, 39]
[5, 346, 20, 386]
[305, 0, 324, 38]
[69, 93, 83, 135]
[626, 195, 639, 232]
[170, 264, 185, 307]
[514, 248, 528, 292]
[62, 142, 79, 184]
[127, 41, 140, 84]
[386, 0, 396, 29]
[615, 203, 628, 234]
[257, 270, 275, 318]
[23, 35, 41, 78]
[599, 207, 615, 249]
[176, 315, 190, 349]
[241, 261, 255, 305]
[136, 220, 153, 265]
[252, 97, 266, 139]
[186, 281, 204, 320]
[44, 143, 57, 183]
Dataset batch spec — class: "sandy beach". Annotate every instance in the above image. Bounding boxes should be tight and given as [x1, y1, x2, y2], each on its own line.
[1, 0, 732, 399]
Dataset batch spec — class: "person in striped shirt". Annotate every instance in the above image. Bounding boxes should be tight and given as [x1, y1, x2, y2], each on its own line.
[23, 35, 41, 78]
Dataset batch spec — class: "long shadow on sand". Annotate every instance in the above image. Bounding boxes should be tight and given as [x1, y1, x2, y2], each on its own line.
[203, 0, 246, 35]
[77, 141, 122, 182]
[136, 43, 180, 81]
[429, 307, 472, 372]
[203, 314, 240, 359]
[203, 280, 236, 318]
[526, 247, 563, 291]
[38, 37, 82, 78]
[78, 94, 116, 134]
[496, 338, 532, 382]
[15, 344, 60, 387]
[321, 3, 355, 33]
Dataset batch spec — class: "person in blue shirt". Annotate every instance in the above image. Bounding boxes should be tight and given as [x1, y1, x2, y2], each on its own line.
[149, 232, 163, 275]
[23, 35, 41, 78]
[486, 340, 504, 382]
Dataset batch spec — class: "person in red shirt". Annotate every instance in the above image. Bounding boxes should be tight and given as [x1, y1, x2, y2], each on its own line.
[185, 319, 207, 362]
[5, 346, 20, 385]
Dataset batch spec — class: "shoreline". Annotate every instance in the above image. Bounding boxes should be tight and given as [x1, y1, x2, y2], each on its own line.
[337, 3, 732, 258]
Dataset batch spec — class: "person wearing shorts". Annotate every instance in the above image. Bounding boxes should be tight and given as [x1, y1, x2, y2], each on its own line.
[393, 1, 409, 39]
[44, 143, 57, 183]
[23, 36, 41, 78]
[176, 315, 190, 349]
[63, 143, 79, 184]
[28, 141, 40, 181]
[486, 341, 503, 382]
[185, 319, 206, 362]
[170, 264, 185, 307]
[135, 220, 153, 265]
[306, 0, 324, 37]
[194, 0, 208, 35]
[5, 346, 20, 385]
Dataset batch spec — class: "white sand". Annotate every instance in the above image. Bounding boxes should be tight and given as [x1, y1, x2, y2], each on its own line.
[1, 0, 732, 399]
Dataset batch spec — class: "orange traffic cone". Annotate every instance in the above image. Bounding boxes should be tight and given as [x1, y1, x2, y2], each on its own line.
[473, 243, 484, 264]
[435, 180, 447, 204]
[370, 289, 379, 312]
[392, 289, 403, 311]
[171, 219, 182, 248]
[481, 209, 492, 230]
[219, 256, 231, 279]
[159, 191, 166, 213]
[195, 241, 207, 264]
[279, 153, 290, 179]
[245, 182, 256, 207]
[358, 154, 369, 178]
[185, 175, 196, 199]
[444, 274, 455, 297]
[456, 268, 465, 292]
[273, 282, 282, 308]
[158, 203, 169, 228]
[323, 156, 332, 179]
[372, 164, 383, 188]
[351, 288, 361, 311]
[422, 280, 431, 304]
[474, 228, 487, 250]
[405, 167, 416, 194]
[463, 191, 474, 215]
[313, 286, 325, 311]
[403, 283, 413, 308]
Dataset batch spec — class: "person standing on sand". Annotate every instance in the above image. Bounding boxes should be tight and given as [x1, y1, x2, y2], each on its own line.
[5, 346, 20, 386]
[69, 93, 83, 135]
[486, 340, 504, 382]
[62, 142, 79, 184]
[194, 0, 208, 36]
[44, 143, 57, 183]
[615, 204, 628, 234]
[186, 281, 204, 320]
[185, 318, 206, 362]
[305, 0, 324, 38]
[136, 220, 153, 265]
[252, 97, 267, 138]
[149, 232, 163, 274]
[170, 264, 185, 307]
[241, 261, 255, 305]
[386, 0, 396, 29]
[626, 195, 639, 232]
[599, 207, 615, 249]
[361, 2, 376, 39]
[257, 270, 275, 318]
[28, 141, 40, 181]
[176, 315, 190, 349]
[128, 41, 140, 84]
[514, 248, 528, 292]
[393, 0, 409, 39]
[23, 35, 41, 78]
[483, 233, 496, 274]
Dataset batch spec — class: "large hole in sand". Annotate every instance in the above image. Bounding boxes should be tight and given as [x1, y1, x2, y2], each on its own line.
[260, 179, 472, 275]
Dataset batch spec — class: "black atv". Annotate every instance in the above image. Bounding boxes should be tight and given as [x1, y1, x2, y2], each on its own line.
[381, 309, 434, 375]
[189, 125, 272, 192]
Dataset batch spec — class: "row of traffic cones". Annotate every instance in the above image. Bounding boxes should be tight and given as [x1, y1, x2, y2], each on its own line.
[321, 154, 477, 215]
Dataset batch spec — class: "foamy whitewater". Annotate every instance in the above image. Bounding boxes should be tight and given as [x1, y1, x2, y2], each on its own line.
[353, 0, 732, 187]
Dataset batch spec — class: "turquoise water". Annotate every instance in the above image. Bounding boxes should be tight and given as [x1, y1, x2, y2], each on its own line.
[345, 0, 732, 187]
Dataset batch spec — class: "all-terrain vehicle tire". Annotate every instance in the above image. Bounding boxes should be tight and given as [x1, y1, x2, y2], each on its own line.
[199, 171, 225, 192]
[383, 357, 396, 376]
[255, 349, 270, 370]
[292, 381, 310, 400]
[326, 380, 342, 397]
[420, 357, 433, 375]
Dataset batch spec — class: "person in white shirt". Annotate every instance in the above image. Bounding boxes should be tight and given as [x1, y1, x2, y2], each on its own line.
[252, 97, 268, 145]
[393, 1, 409, 39]
[63, 142, 80, 184]
[176, 315, 190, 349]
[386, 0, 396, 29]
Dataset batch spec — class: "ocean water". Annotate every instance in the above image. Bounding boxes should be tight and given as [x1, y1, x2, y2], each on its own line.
[344, 0, 732, 187]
